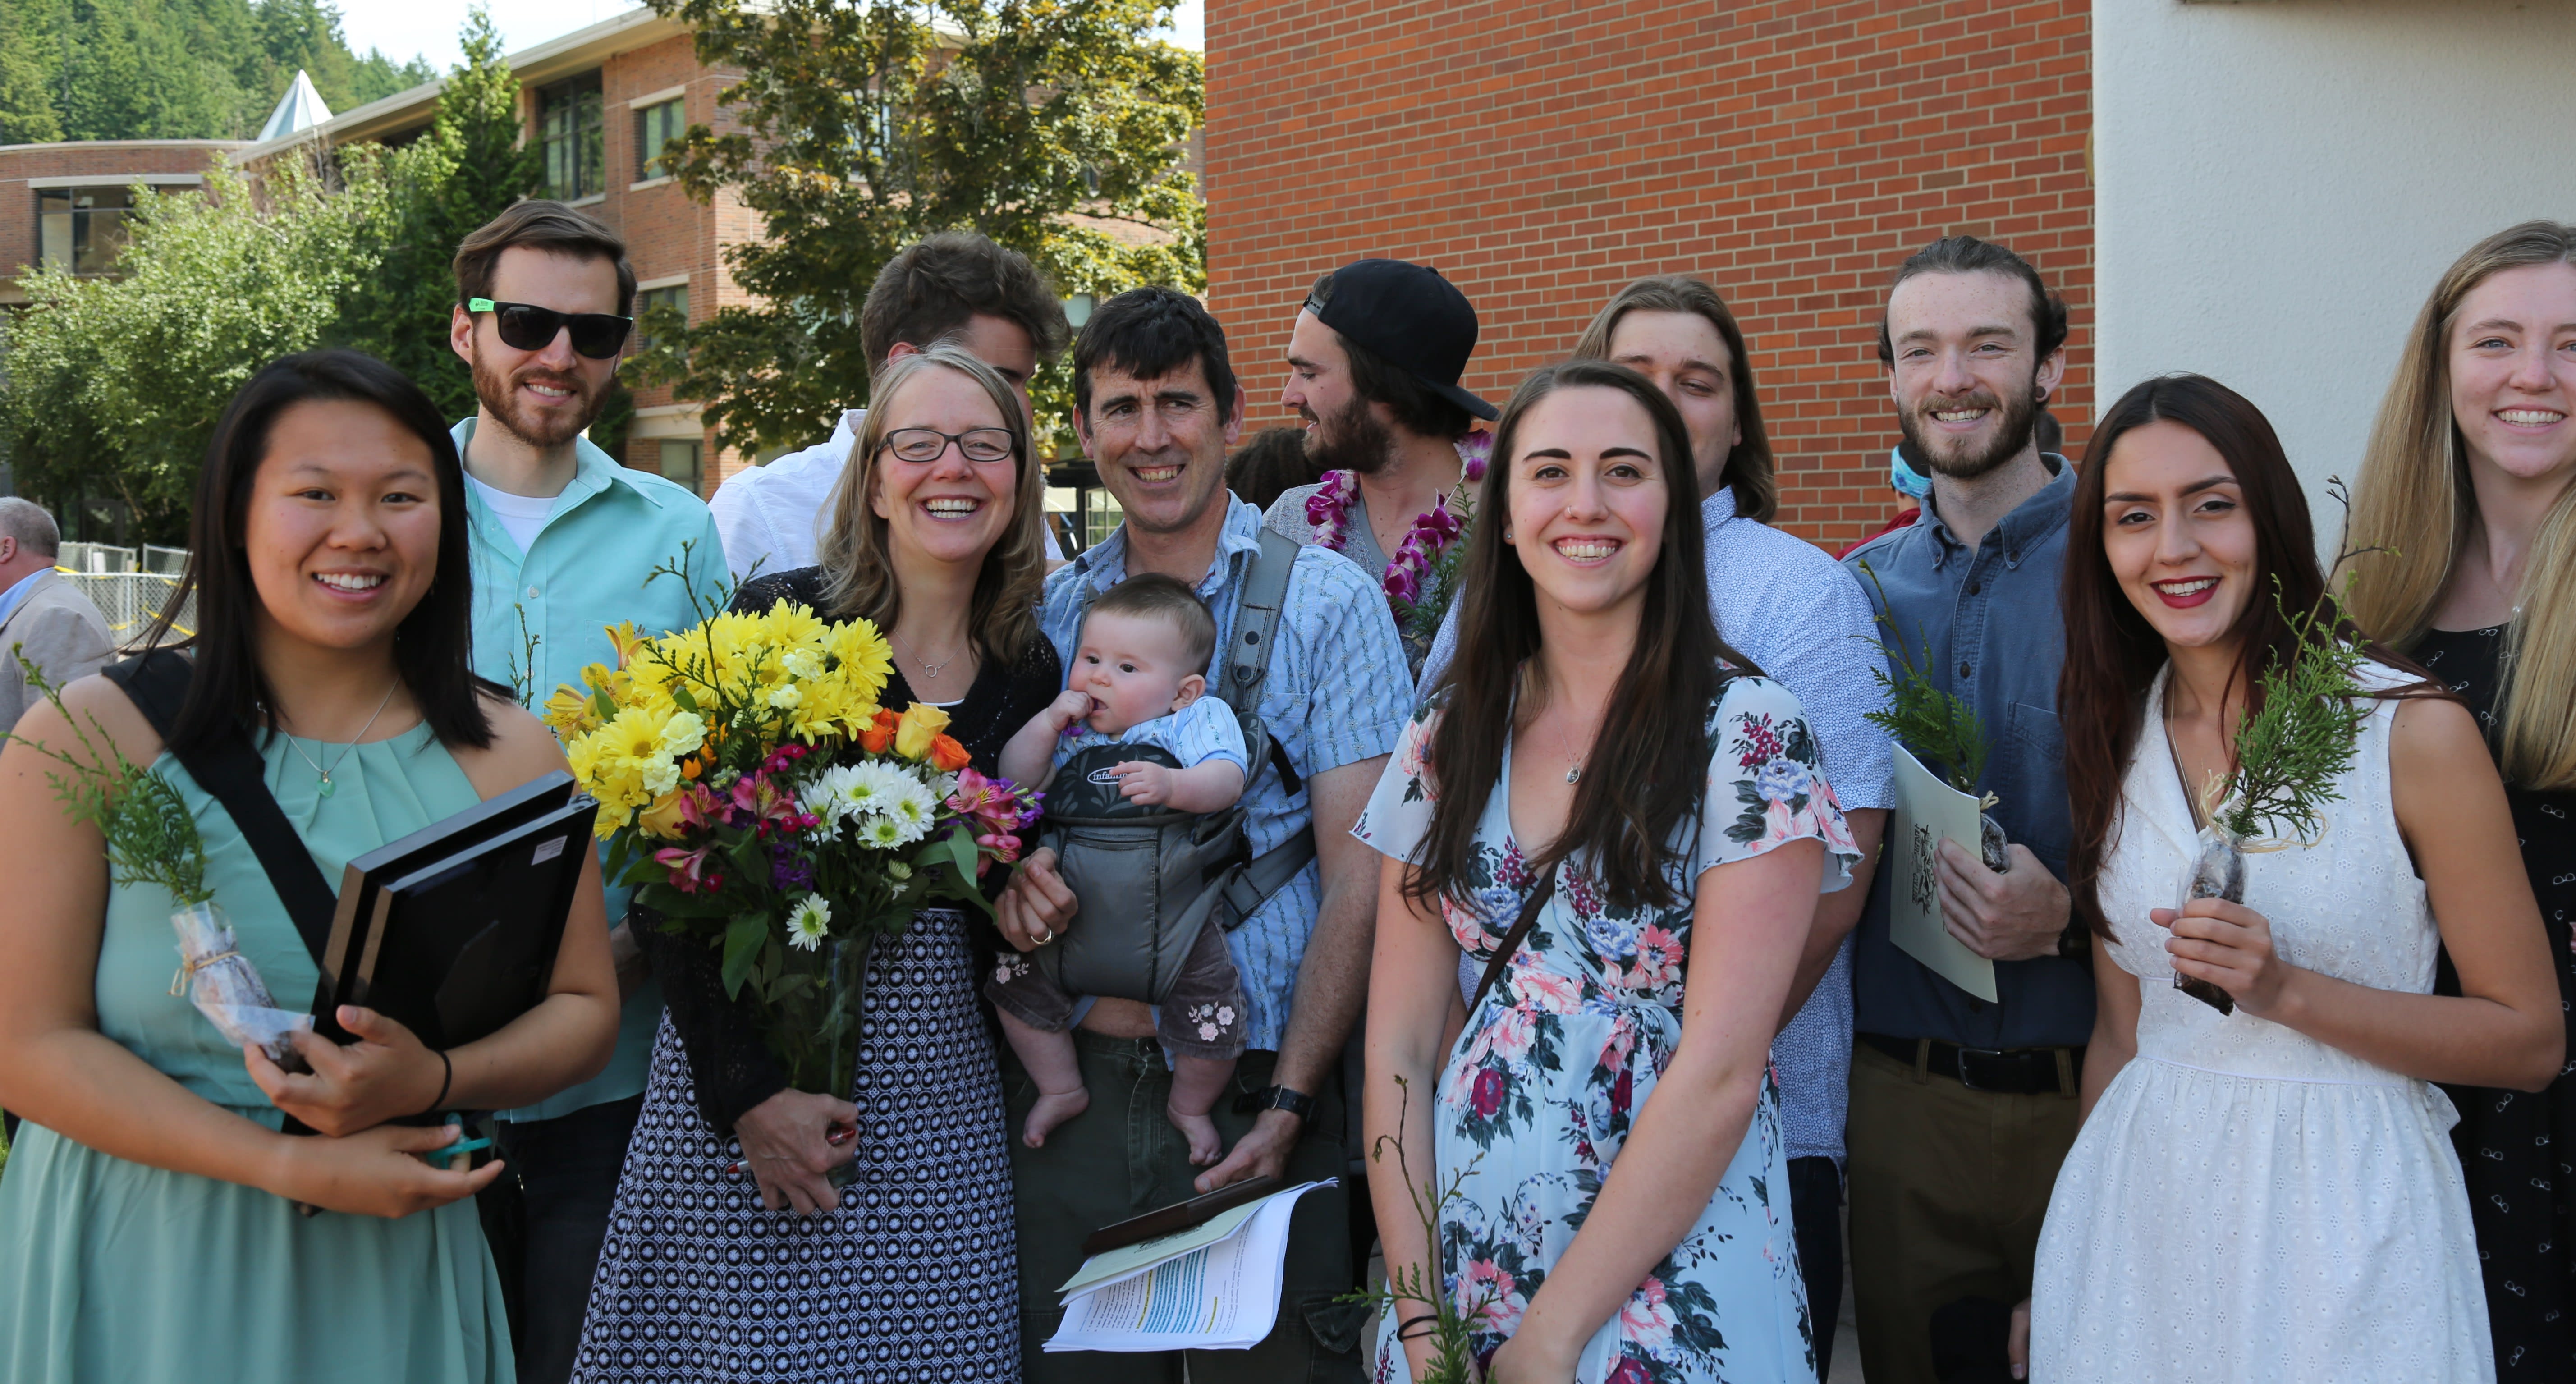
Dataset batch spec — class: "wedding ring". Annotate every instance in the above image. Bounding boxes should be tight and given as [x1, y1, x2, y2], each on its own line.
[1034, 927, 1054, 944]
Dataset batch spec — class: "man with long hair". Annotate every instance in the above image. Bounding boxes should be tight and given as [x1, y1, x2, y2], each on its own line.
[447, 200, 727, 1384]
[1265, 258, 1498, 673]
[1838, 236, 2091, 1384]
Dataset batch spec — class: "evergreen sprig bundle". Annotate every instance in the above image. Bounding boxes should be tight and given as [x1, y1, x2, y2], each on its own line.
[6, 655, 211, 906]
[2216, 583, 2373, 845]
[1854, 559, 1993, 796]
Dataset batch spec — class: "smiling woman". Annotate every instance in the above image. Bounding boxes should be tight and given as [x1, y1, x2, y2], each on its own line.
[1366, 360, 1859, 1384]
[0, 350, 622, 1384]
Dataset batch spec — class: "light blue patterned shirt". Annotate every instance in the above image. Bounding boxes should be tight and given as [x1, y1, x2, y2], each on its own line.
[1040, 497, 1410, 1054]
[1058, 693, 1248, 773]
[455, 417, 729, 1123]
[1419, 485, 1894, 1165]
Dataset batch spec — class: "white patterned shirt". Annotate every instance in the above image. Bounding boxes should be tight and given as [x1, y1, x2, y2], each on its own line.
[1039, 497, 1411, 1053]
[1418, 485, 1895, 1165]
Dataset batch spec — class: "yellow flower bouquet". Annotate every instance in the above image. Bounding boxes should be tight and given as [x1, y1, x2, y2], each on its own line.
[545, 568, 1039, 1116]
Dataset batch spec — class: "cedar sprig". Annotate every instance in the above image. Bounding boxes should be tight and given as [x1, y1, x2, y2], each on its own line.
[1853, 558, 1992, 795]
[5, 653, 211, 905]
[2218, 578, 2373, 845]
[1339, 1074, 1495, 1384]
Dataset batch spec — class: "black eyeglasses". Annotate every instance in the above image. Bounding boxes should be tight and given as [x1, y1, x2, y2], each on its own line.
[467, 298, 632, 359]
[881, 427, 1017, 463]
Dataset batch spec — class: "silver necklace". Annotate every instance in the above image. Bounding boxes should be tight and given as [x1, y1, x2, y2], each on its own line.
[891, 628, 968, 687]
[280, 681, 400, 798]
[1552, 719, 1588, 785]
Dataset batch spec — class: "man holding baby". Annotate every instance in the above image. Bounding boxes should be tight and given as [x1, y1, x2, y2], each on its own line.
[995, 286, 1409, 1382]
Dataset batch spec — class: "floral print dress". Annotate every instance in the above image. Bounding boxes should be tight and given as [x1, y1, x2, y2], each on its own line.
[1356, 676, 1860, 1384]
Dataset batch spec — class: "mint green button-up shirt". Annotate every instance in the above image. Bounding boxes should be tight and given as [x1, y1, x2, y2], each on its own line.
[455, 417, 729, 1122]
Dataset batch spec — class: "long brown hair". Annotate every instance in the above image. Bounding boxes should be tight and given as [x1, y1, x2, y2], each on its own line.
[2062, 374, 2430, 938]
[1570, 275, 1779, 523]
[816, 346, 1046, 665]
[1412, 360, 1754, 916]
[2341, 220, 2576, 788]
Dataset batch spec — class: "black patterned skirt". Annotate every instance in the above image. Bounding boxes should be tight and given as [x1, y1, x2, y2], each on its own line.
[573, 910, 1022, 1382]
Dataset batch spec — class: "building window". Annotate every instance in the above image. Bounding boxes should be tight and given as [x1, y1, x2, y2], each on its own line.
[659, 440, 703, 496]
[37, 187, 135, 275]
[636, 282, 688, 350]
[635, 97, 686, 180]
[540, 74, 606, 202]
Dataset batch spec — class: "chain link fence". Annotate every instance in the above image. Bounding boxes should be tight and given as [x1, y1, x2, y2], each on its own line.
[58, 569, 194, 650]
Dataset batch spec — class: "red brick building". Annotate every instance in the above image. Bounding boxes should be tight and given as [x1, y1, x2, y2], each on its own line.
[0, 141, 244, 305]
[1202, 0, 2094, 550]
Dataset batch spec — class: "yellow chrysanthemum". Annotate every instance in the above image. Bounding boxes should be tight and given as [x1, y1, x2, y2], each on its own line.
[826, 619, 893, 706]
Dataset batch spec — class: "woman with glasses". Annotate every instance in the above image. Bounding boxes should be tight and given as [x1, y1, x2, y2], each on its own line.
[573, 346, 1060, 1384]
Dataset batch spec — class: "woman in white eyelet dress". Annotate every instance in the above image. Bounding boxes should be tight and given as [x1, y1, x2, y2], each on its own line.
[2029, 663, 2492, 1382]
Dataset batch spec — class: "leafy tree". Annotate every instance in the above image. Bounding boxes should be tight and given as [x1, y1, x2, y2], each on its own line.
[331, 7, 539, 422]
[0, 159, 387, 543]
[633, 0, 1205, 455]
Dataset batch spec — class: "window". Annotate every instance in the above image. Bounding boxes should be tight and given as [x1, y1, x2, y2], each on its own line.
[37, 187, 134, 275]
[659, 440, 703, 497]
[540, 74, 606, 202]
[635, 97, 686, 181]
[636, 282, 688, 350]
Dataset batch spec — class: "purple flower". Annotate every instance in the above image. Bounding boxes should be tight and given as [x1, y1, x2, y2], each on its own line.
[1755, 757, 1811, 804]
[1384, 563, 1423, 605]
[1457, 431, 1493, 483]
[769, 843, 816, 892]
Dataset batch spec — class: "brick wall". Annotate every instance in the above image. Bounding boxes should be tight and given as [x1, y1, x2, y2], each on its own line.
[0, 141, 243, 304]
[1204, 0, 2093, 550]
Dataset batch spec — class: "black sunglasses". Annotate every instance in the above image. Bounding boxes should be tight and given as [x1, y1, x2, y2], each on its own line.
[468, 298, 632, 359]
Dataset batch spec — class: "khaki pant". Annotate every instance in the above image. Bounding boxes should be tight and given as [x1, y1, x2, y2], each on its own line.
[1846, 1039, 2081, 1384]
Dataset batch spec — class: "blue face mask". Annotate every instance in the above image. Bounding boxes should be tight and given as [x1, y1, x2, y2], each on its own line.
[1889, 445, 1932, 499]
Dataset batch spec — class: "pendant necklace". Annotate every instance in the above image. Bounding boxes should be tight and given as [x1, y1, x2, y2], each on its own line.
[280, 680, 400, 798]
[1556, 720, 1588, 786]
[892, 629, 967, 690]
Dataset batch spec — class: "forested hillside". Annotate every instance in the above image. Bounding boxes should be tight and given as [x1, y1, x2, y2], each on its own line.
[0, 0, 434, 144]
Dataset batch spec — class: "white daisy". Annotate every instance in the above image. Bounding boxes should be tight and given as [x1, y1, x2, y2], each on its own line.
[784, 895, 832, 951]
[859, 816, 910, 849]
[814, 761, 912, 823]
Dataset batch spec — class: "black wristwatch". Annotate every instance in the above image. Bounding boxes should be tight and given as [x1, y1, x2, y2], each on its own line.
[1238, 1084, 1315, 1121]
[2056, 920, 2092, 959]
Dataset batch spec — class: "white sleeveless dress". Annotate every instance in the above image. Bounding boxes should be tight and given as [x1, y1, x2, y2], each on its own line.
[2030, 663, 2492, 1383]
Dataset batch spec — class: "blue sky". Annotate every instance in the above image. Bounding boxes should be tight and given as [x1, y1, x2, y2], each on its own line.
[335, 1, 1203, 77]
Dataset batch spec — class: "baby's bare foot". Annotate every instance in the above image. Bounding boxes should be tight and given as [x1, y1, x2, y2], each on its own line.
[1169, 1106, 1221, 1165]
[1023, 1089, 1090, 1148]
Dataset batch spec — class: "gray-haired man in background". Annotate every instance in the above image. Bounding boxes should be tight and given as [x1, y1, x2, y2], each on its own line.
[0, 498, 113, 733]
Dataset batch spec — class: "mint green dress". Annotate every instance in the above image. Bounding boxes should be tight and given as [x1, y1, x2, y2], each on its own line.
[0, 723, 512, 1384]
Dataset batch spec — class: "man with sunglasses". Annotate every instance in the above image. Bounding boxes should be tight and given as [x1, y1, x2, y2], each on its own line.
[446, 199, 727, 1384]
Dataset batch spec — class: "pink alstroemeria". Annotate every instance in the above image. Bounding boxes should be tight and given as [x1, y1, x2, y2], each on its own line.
[948, 768, 1040, 838]
[654, 844, 723, 894]
[729, 771, 806, 837]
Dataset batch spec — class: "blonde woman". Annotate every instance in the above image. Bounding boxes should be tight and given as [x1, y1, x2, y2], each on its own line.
[2342, 220, 2576, 1382]
[572, 346, 1060, 1383]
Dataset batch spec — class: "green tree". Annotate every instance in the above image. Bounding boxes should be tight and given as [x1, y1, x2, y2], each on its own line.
[332, 7, 539, 423]
[633, 0, 1204, 455]
[0, 159, 387, 542]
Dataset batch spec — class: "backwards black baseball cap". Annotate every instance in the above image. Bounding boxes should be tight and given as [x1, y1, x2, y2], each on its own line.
[1305, 258, 1497, 421]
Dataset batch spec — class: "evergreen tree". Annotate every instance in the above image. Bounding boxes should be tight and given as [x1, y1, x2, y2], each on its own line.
[6, 0, 434, 142]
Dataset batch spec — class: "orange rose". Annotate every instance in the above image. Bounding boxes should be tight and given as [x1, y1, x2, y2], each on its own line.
[860, 706, 899, 754]
[929, 733, 971, 772]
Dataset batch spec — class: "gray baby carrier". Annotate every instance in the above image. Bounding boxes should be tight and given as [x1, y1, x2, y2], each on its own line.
[1032, 529, 1317, 1004]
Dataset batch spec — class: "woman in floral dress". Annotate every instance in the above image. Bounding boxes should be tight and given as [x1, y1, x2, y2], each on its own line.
[1360, 360, 1858, 1384]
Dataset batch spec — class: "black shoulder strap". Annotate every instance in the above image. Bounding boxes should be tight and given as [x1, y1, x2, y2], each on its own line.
[102, 651, 337, 967]
[1469, 864, 1560, 1013]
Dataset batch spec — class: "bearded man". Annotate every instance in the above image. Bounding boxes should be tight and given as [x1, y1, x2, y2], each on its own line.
[1838, 236, 2094, 1384]
[445, 199, 726, 1384]
[1264, 258, 1496, 674]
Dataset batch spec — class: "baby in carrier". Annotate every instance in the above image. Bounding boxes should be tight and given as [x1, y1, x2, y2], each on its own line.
[994, 574, 1250, 1162]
